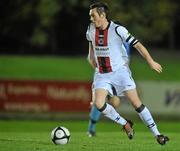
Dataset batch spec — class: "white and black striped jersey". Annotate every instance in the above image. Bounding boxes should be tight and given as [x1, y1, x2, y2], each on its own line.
[86, 21, 138, 73]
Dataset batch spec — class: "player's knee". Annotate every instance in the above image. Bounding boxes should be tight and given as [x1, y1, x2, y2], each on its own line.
[94, 100, 104, 110]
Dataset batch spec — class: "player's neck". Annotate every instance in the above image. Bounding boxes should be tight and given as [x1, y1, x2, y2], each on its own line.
[99, 19, 109, 30]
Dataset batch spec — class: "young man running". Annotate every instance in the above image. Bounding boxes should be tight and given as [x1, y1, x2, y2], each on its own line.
[86, 2, 169, 145]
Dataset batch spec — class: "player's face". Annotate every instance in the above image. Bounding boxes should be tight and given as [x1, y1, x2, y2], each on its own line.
[89, 8, 104, 28]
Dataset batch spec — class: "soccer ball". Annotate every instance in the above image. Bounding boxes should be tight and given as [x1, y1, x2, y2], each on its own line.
[51, 126, 70, 145]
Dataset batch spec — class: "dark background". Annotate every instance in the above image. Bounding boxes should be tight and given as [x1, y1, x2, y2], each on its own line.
[0, 0, 179, 56]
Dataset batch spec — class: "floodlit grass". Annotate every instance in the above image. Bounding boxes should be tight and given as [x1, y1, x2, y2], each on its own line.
[0, 55, 180, 81]
[0, 120, 179, 151]
[0, 56, 93, 81]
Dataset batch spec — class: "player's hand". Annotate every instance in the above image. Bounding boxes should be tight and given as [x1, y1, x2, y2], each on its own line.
[148, 60, 162, 73]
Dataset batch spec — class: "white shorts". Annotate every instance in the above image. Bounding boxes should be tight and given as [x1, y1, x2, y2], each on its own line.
[92, 66, 136, 96]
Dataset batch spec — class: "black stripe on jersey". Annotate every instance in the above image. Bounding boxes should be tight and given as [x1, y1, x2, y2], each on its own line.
[100, 57, 108, 73]
[98, 57, 112, 73]
[126, 35, 132, 42]
[98, 30, 104, 46]
[115, 26, 123, 41]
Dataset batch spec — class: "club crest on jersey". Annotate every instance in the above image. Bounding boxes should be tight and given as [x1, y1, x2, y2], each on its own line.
[98, 38, 104, 45]
[95, 28, 108, 46]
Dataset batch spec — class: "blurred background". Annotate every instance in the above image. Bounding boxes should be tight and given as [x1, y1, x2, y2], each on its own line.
[0, 0, 180, 55]
[0, 0, 180, 120]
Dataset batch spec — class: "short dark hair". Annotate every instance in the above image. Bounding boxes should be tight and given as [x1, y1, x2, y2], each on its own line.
[90, 2, 109, 18]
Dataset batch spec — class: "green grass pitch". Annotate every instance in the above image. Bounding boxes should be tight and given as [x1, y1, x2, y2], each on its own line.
[0, 120, 179, 151]
[0, 55, 180, 81]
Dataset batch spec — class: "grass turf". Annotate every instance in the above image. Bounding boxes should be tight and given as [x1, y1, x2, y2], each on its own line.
[0, 120, 179, 151]
[0, 56, 93, 81]
[0, 55, 180, 81]
[0, 54, 179, 151]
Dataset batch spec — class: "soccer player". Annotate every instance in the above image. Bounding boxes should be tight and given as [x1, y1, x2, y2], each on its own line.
[87, 42, 130, 137]
[86, 2, 169, 145]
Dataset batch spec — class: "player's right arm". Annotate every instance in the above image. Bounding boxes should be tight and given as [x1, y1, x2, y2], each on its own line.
[86, 24, 97, 69]
[87, 42, 97, 69]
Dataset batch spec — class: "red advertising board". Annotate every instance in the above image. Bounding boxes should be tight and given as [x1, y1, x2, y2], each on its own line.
[0, 80, 92, 112]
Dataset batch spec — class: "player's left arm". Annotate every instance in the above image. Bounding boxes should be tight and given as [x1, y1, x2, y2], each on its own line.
[116, 26, 162, 73]
[133, 42, 162, 73]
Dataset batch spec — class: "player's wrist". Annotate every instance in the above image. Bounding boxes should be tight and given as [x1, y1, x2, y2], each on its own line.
[147, 58, 154, 64]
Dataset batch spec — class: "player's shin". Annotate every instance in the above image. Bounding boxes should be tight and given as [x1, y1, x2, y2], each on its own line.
[135, 104, 160, 136]
[98, 103, 127, 125]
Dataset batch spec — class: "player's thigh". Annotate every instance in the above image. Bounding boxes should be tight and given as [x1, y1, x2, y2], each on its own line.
[125, 89, 142, 108]
[94, 88, 108, 108]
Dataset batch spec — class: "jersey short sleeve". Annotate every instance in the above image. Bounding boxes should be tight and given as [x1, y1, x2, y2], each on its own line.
[116, 26, 138, 46]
